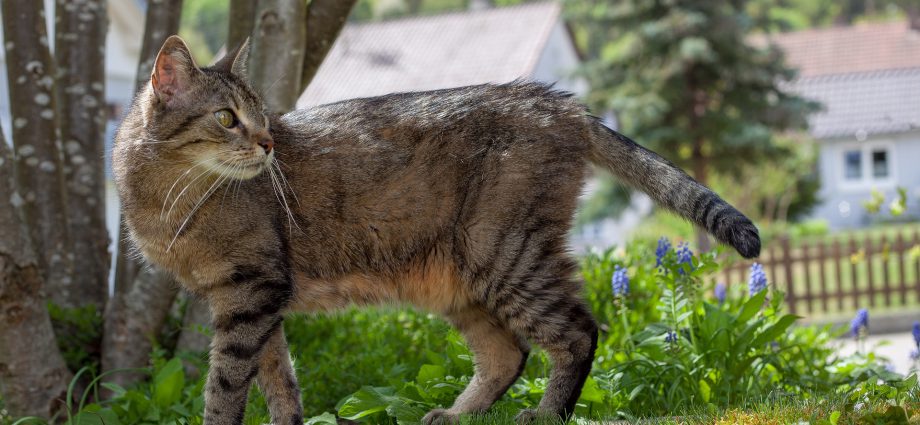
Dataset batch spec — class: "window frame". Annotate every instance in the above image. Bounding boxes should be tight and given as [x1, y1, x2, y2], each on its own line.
[837, 140, 897, 191]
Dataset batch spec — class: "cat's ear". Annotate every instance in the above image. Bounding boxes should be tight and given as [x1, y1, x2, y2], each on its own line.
[151, 35, 201, 104]
[213, 38, 250, 78]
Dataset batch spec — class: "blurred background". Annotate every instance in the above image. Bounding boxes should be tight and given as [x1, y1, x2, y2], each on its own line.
[1, 0, 919, 423]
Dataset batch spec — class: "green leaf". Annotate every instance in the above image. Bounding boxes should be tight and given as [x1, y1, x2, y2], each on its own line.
[152, 358, 185, 409]
[338, 386, 398, 420]
[736, 290, 767, 324]
[578, 376, 605, 404]
[829, 410, 841, 425]
[750, 314, 799, 348]
[698, 379, 711, 403]
[416, 364, 447, 385]
[305, 412, 338, 425]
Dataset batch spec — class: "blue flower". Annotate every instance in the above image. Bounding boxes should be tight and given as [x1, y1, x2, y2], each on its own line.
[912, 321, 920, 348]
[911, 349, 920, 361]
[748, 263, 767, 296]
[851, 309, 869, 339]
[675, 242, 693, 274]
[612, 265, 629, 297]
[655, 237, 671, 267]
[664, 330, 678, 343]
[714, 282, 727, 304]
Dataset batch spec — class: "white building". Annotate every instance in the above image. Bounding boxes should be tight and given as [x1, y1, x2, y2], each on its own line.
[769, 21, 920, 229]
[298, 1, 587, 107]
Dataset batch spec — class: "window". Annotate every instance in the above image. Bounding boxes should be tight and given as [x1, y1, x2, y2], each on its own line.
[839, 143, 895, 189]
[871, 149, 889, 178]
[844, 150, 862, 180]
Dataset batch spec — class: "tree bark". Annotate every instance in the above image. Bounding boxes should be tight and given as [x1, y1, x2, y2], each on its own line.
[104, 0, 184, 389]
[175, 295, 211, 376]
[133, 0, 184, 91]
[0, 132, 73, 420]
[56, 0, 110, 310]
[228, 0, 256, 52]
[101, 269, 179, 388]
[299, 0, 357, 92]
[250, 0, 307, 113]
[1, 0, 75, 307]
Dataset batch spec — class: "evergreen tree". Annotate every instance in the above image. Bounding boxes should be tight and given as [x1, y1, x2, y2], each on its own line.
[570, 0, 818, 249]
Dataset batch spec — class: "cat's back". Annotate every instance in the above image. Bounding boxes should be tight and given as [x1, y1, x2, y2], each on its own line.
[280, 81, 588, 136]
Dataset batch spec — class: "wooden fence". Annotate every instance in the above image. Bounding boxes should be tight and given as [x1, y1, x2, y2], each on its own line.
[719, 226, 920, 316]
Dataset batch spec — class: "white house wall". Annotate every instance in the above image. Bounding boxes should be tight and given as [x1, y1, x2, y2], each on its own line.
[531, 21, 587, 97]
[815, 130, 920, 228]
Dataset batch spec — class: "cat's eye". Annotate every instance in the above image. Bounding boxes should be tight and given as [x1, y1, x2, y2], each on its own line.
[214, 109, 236, 128]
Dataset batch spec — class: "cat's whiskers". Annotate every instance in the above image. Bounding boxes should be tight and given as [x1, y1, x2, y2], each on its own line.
[271, 158, 301, 208]
[164, 156, 236, 222]
[167, 168, 233, 252]
[266, 163, 300, 234]
[161, 161, 209, 220]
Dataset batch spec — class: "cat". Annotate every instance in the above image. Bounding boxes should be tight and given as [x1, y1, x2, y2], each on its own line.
[113, 36, 760, 425]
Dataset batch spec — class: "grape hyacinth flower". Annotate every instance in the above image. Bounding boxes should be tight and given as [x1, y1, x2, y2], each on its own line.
[675, 242, 693, 274]
[655, 237, 671, 267]
[910, 349, 919, 361]
[714, 282, 727, 304]
[748, 263, 767, 296]
[664, 330, 678, 343]
[912, 321, 920, 349]
[612, 265, 629, 297]
[851, 308, 869, 339]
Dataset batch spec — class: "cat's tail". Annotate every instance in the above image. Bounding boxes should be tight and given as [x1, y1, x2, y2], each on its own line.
[586, 119, 761, 258]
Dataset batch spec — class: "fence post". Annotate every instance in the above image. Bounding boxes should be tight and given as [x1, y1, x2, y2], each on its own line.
[801, 242, 813, 314]
[781, 237, 796, 314]
[849, 237, 859, 310]
[865, 234, 876, 308]
[817, 241, 828, 313]
[832, 238, 843, 311]
[896, 232, 907, 305]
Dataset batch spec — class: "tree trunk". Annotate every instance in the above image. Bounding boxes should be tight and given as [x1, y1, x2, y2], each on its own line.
[175, 296, 211, 377]
[133, 0, 184, 92]
[104, 0, 184, 389]
[0, 133, 73, 420]
[228, 0, 256, 52]
[55, 0, 110, 310]
[101, 269, 179, 388]
[250, 0, 307, 112]
[1, 0, 75, 308]
[299, 0, 357, 92]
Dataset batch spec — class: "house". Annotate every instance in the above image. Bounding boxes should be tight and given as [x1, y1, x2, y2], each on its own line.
[297, 1, 586, 108]
[768, 21, 920, 229]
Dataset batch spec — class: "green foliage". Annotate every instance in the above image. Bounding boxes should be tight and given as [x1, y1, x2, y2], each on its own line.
[179, 0, 228, 63]
[14, 240, 918, 424]
[48, 304, 103, 374]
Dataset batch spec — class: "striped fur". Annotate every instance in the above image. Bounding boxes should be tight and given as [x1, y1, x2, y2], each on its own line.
[114, 37, 760, 425]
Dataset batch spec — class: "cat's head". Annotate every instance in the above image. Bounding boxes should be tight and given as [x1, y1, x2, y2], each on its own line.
[141, 35, 272, 180]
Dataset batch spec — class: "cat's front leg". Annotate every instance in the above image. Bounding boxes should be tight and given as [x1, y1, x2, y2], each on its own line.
[204, 270, 295, 425]
[256, 327, 303, 425]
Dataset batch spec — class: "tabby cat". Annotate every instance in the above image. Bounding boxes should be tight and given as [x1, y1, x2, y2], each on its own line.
[114, 36, 760, 425]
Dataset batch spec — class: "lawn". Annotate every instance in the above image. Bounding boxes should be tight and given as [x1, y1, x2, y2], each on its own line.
[4, 238, 919, 425]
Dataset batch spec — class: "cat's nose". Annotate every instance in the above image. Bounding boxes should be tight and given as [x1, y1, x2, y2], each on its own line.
[256, 136, 274, 154]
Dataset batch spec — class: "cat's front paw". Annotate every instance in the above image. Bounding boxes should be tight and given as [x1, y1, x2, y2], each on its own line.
[421, 408, 460, 425]
[514, 409, 562, 424]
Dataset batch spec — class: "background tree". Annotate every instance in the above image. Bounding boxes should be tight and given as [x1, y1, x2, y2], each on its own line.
[571, 0, 818, 250]
[0, 0, 357, 417]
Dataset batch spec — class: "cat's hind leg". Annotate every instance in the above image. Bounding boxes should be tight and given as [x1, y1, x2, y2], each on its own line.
[481, 255, 598, 424]
[421, 307, 529, 425]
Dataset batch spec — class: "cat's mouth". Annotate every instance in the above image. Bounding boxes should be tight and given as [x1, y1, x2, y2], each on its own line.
[200, 155, 270, 180]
